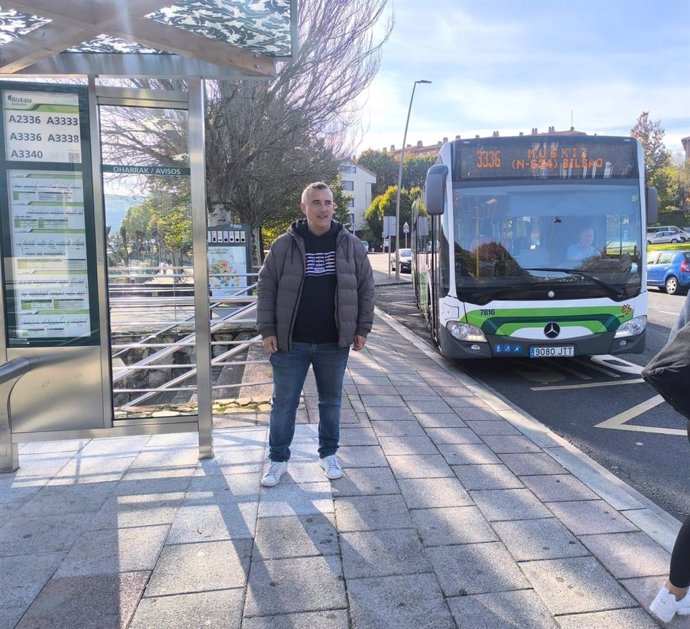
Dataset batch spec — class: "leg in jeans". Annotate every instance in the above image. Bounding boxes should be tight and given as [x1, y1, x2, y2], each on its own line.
[670, 515, 690, 589]
[311, 342, 350, 458]
[268, 343, 311, 462]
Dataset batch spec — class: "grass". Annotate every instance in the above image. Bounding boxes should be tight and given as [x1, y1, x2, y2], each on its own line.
[648, 243, 690, 252]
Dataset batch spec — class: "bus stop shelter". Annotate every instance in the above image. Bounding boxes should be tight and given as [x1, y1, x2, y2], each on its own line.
[0, 1, 298, 469]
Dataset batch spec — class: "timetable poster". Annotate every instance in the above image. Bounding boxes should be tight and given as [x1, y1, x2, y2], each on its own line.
[5, 171, 92, 341]
[208, 245, 248, 298]
[3, 90, 82, 164]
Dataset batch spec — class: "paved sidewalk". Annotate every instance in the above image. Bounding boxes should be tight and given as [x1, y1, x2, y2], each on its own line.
[0, 309, 685, 628]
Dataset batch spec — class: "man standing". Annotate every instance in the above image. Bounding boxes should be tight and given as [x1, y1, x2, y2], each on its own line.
[257, 182, 375, 487]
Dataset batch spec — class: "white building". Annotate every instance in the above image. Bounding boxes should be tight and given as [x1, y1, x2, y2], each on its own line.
[339, 162, 376, 236]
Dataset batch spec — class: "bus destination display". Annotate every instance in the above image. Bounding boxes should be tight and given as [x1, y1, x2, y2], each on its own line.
[3, 90, 82, 164]
[456, 139, 638, 180]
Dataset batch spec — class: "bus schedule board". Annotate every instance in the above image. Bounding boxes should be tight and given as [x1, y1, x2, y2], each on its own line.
[0, 84, 99, 347]
[454, 137, 638, 181]
[3, 90, 82, 164]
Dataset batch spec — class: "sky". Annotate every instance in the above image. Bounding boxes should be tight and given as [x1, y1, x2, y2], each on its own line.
[353, 0, 690, 159]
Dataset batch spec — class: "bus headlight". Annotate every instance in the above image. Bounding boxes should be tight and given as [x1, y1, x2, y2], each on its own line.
[614, 315, 646, 338]
[446, 321, 487, 342]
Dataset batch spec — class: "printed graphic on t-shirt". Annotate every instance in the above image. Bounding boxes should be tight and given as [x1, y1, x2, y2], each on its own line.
[305, 251, 336, 276]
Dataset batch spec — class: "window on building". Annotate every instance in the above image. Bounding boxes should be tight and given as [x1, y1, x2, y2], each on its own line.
[343, 180, 354, 191]
[341, 165, 356, 174]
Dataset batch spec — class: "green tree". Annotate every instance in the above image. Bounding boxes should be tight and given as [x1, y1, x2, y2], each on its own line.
[120, 202, 154, 261]
[404, 154, 436, 188]
[151, 203, 193, 278]
[631, 112, 677, 213]
[357, 149, 399, 197]
[117, 180, 192, 279]
[364, 185, 420, 248]
[679, 158, 690, 215]
[357, 149, 436, 197]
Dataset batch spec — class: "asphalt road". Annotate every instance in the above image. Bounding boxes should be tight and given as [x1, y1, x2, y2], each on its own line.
[370, 253, 690, 521]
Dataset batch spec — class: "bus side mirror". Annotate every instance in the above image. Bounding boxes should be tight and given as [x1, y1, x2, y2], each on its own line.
[646, 187, 658, 225]
[425, 164, 448, 216]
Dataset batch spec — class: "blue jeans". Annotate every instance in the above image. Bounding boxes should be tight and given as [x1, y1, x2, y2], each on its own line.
[268, 342, 349, 462]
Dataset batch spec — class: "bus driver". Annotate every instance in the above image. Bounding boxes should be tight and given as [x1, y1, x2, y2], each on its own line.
[567, 227, 597, 263]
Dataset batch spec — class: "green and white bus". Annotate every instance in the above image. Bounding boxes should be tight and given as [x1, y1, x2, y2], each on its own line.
[413, 134, 658, 360]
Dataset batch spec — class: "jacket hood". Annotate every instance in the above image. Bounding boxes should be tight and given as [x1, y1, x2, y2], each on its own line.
[290, 218, 342, 239]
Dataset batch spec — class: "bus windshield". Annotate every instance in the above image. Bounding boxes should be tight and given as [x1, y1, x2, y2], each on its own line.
[450, 181, 642, 304]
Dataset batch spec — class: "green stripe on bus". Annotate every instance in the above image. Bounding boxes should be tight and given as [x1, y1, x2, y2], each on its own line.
[461, 307, 631, 334]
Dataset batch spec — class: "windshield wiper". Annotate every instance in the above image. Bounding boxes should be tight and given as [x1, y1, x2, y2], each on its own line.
[523, 267, 627, 299]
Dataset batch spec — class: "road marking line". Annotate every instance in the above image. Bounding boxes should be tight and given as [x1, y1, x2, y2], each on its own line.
[595, 395, 686, 435]
[530, 378, 644, 391]
[590, 354, 644, 375]
[575, 359, 621, 378]
[551, 360, 593, 380]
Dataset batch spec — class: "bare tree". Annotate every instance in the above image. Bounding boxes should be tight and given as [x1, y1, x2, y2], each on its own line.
[99, 96, 188, 168]
[206, 0, 392, 260]
[98, 0, 392, 263]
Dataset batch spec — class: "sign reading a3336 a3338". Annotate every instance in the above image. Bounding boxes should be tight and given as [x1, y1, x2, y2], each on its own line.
[3, 90, 82, 164]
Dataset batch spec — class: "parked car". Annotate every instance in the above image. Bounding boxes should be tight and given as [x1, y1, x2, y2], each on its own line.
[647, 230, 687, 245]
[646, 250, 690, 295]
[647, 225, 687, 237]
[390, 248, 413, 273]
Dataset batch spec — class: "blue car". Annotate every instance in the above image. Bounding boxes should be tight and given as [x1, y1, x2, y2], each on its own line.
[646, 250, 690, 295]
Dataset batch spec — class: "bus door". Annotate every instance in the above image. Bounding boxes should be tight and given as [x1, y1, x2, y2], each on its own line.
[429, 213, 442, 343]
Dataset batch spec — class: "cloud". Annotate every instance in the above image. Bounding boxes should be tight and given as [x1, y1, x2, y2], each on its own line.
[353, 1, 689, 155]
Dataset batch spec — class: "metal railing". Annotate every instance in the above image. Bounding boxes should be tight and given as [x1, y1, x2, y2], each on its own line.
[108, 267, 269, 411]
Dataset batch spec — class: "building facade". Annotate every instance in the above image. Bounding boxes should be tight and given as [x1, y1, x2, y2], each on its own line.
[339, 162, 376, 237]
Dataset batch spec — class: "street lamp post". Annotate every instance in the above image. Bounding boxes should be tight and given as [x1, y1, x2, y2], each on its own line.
[394, 79, 431, 280]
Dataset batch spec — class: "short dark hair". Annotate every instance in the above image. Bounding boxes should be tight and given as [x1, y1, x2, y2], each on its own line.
[301, 181, 332, 204]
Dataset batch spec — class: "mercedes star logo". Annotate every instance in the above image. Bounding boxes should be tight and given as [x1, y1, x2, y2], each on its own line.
[544, 322, 560, 339]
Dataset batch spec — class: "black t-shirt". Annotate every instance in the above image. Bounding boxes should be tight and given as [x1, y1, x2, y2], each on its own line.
[292, 220, 340, 344]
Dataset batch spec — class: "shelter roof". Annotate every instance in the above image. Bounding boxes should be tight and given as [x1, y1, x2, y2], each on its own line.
[0, 0, 296, 78]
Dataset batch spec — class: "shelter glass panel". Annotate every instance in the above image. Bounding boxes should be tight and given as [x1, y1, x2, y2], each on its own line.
[100, 104, 199, 419]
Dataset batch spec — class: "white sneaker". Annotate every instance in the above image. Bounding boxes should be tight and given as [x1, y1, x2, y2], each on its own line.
[261, 461, 287, 487]
[319, 455, 343, 480]
[650, 586, 690, 623]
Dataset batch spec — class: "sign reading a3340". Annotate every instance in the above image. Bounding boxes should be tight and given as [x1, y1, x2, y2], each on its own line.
[3, 90, 83, 164]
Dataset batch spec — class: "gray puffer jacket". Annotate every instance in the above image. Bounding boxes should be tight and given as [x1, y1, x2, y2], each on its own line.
[257, 222, 375, 351]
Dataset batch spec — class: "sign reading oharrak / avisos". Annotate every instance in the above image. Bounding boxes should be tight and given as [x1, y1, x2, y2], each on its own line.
[101, 164, 191, 176]
[0, 83, 99, 347]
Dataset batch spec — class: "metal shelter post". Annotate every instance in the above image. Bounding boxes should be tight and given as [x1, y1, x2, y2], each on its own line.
[188, 77, 213, 459]
[0, 358, 32, 472]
